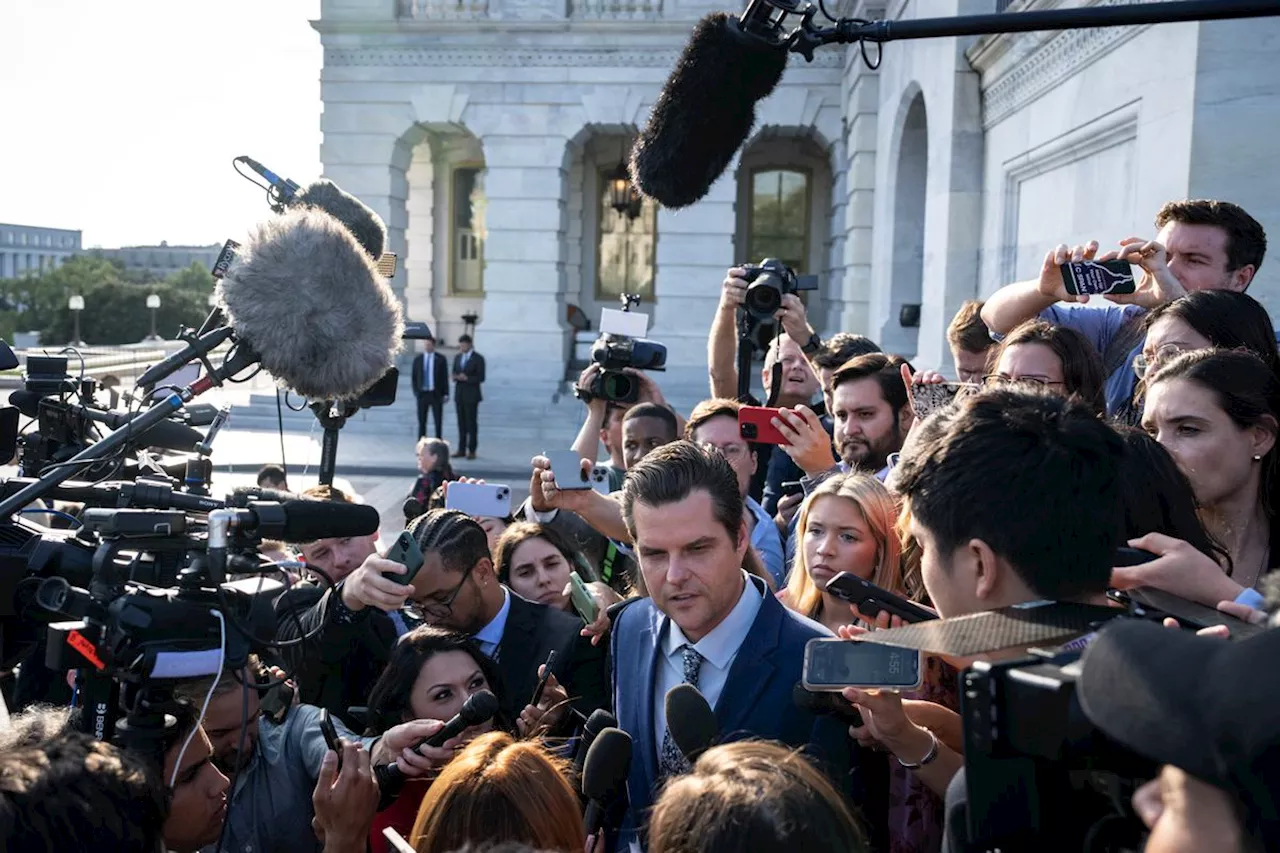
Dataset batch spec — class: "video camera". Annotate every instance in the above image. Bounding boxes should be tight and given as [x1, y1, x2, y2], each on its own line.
[739, 258, 818, 321]
[577, 294, 667, 405]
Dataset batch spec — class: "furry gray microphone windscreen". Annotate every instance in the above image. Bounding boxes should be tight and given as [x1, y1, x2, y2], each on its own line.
[215, 208, 404, 400]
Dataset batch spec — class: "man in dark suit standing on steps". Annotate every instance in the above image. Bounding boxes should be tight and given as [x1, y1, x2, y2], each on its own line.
[412, 336, 449, 439]
[453, 334, 485, 460]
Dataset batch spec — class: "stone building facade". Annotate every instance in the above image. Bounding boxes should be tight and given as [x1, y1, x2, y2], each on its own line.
[316, 0, 1280, 400]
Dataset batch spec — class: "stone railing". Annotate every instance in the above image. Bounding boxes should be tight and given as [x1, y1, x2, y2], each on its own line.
[399, 0, 490, 19]
[569, 0, 663, 20]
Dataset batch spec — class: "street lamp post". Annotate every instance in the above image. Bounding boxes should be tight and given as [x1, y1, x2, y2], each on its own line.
[68, 295, 84, 347]
[146, 293, 161, 341]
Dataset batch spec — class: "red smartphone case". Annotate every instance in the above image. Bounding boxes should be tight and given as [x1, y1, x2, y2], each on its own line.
[738, 406, 791, 446]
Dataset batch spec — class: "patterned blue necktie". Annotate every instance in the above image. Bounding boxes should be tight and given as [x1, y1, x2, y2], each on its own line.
[658, 644, 703, 777]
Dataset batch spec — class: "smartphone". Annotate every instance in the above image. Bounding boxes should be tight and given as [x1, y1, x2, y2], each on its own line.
[588, 466, 611, 496]
[738, 406, 790, 446]
[546, 450, 591, 490]
[530, 650, 557, 707]
[911, 382, 975, 421]
[1113, 546, 1158, 567]
[568, 570, 599, 623]
[779, 480, 804, 497]
[319, 708, 342, 770]
[825, 572, 937, 623]
[384, 530, 426, 584]
[446, 482, 512, 519]
[802, 638, 923, 691]
[1107, 586, 1264, 639]
[1061, 259, 1136, 296]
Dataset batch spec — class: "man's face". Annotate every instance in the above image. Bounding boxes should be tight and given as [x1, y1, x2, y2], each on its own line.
[691, 416, 755, 498]
[424, 338, 436, 352]
[951, 346, 990, 384]
[600, 405, 632, 466]
[622, 416, 674, 471]
[817, 366, 836, 413]
[831, 377, 906, 472]
[458, 340, 473, 353]
[763, 336, 820, 406]
[163, 725, 230, 853]
[632, 489, 749, 644]
[411, 552, 491, 635]
[911, 515, 981, 619]
[201, 682, 262, 778]
[1158, 221, 1253, 293]
[300, 534, 378, 584]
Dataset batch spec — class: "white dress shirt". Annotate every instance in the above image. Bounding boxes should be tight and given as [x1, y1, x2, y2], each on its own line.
[473, 586, 511, 658]
[651, 572, 763, 748]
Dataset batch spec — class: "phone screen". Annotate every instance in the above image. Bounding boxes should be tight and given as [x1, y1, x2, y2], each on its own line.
[803, 639, 923, 691]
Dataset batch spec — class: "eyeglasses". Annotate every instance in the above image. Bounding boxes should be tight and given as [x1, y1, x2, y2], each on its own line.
[981, 375, 1064, 389]
[703, 441, 749, 460]
[1133, 344, 1185, 380]
[410, 564, 475, 619]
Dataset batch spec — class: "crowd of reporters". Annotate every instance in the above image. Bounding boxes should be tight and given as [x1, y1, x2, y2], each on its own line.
[2, 197, 1279, 853]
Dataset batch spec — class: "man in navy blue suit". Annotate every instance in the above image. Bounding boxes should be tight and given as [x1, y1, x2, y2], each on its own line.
[609, 440, 856, 848]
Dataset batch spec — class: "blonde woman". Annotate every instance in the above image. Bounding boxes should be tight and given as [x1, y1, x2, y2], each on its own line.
[783, 472, 903, 635]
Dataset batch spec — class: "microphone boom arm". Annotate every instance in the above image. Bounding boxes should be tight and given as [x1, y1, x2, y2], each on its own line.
[776, 0, 1280, 62]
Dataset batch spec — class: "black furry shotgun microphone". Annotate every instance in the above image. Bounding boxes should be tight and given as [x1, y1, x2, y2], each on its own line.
[289, 180, 387, 261]
[630, 12, 788, 209]
[215, 207, 404, 401]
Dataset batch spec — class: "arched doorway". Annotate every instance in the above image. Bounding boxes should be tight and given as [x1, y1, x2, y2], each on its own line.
[884, 93, 927, 359]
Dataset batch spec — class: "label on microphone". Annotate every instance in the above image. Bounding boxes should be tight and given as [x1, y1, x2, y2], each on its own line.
[212, 240, 241, 280]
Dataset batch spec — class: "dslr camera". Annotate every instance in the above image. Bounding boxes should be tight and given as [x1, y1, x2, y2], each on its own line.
[576, 294, 667, 405]
[740, 258, 819, 321]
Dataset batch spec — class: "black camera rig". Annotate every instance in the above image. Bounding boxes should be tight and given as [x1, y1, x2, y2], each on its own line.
[576, 293, 668, 405]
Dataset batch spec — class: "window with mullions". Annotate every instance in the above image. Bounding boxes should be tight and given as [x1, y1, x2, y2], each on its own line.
[451, 166, 486, 294]
[747, 168, 811, 273]
[596, 169, 657, 302]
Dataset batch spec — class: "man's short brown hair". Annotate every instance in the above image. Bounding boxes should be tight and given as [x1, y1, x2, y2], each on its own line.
[301, 484, 351, 503]
[946, 300, 992, 355]
[1155, 199, 1267, 273]
[811, 334, 881, 371]
[830, 353, 910, 413]
[620, 440, 744, 546]
[684, 398, 742, 441]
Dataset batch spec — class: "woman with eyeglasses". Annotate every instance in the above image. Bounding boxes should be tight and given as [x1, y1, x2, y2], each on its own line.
[363, 626, 513, 853]
[984, 319, 1107, 416]
[1123, 349, 1280, 606]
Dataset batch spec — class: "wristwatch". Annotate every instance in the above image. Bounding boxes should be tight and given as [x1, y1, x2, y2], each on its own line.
[800, 332, 823, 355]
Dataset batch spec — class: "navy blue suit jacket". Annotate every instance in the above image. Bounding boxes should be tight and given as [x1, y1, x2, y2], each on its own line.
[609, 577, 858, 846]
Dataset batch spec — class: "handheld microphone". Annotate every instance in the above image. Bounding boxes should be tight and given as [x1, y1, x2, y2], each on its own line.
[216, 207, 405, 401]
[792, 682, 863, 727]
[374, 689, 500, 796]
[135, 326, 235, 392]
[581, 727, 633, 838]
[573, 708, 618, 777]
[664, 683, 719, 763]
[237, 156, 301, 207]
[630, 12, 787, 209]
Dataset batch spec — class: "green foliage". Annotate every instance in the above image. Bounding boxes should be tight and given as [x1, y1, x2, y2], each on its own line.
[0, 255, 214, 346]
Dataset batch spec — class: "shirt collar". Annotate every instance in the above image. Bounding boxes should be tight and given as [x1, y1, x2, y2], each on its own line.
[473, 586, 511, 648]
[663, 571, 763, 670]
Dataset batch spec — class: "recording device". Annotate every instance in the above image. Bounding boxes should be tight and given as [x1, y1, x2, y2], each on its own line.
[574, 709, 618, 776]
[547, 450, 591, 490]
[739, 259, 819, 320]
[581, 727, 633, 840]
[1060, 259, 1136, 297]
[374, 689, 501, 794]
[779, 480, 804, 497]
[319, 708, 343, 770]
[588, 466, 610, 495]
[664, 683, 719, 763]
[911, 382, 975, 422]
[577, 295, 667, 405]
[383, 530, 425, 585]
[530, 650, 558, 707]
[825, 572, 937, 623]
[1108, 585, 1265, 640]
[445, 482, 511, 519]
[568, 571, 599, 624]
[737, 405, 790, 446]
[632, 2, 1280, 211]
[802, 638, 924, 691]
[792, 681, 862, 727]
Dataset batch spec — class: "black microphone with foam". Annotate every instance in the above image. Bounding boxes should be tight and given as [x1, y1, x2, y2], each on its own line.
[664, 683, 719, 764]
[573, 708, 618, 778]
[582, 726, 633, 840]
[289, 180, 387, 262]
[242, 499, 380, 543]
[374, 689, 501, 797]
[630, 12, 787, 210]
[237, 156, 302, 208]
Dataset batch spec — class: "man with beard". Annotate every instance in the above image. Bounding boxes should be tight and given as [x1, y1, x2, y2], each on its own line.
[180, 659, 446, 853]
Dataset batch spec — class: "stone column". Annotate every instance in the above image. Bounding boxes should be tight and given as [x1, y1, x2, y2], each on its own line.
[835, 65, 878, 340]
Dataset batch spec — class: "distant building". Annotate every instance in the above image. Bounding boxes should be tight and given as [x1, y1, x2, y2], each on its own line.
[0, 223, 81, 278]
[86, 242, 222, 279]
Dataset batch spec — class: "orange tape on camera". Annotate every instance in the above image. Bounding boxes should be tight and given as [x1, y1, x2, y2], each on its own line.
[67, 630, 106, 671]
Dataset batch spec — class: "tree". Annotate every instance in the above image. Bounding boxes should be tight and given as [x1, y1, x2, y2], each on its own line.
[167, 261, 215, 295]
[37, 282, 209, 346]
[0, 255, 126, 344]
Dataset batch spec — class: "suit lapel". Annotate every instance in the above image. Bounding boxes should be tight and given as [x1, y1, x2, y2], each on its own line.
[497, 594, 539, 715]
[714, 585, 782, 735]
[636, 606, 664, 793]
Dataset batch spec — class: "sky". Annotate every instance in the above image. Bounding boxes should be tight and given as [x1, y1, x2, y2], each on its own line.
[0, 0, 323, 249]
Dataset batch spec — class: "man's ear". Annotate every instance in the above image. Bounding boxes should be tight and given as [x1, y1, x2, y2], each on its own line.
[474, 557, 496, 584]
[736, 516, 751, 558]
[969, 538, 1002, 602]
[1230, 264, 1257, 292]
[897, 405, 916, 438]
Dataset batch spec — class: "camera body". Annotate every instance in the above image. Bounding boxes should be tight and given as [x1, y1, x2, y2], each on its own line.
[578, 335, 668, 404]
[740, 258, 819, 320]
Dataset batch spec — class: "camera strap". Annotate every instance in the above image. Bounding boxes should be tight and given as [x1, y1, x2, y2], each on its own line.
[764, 323, 783, 408]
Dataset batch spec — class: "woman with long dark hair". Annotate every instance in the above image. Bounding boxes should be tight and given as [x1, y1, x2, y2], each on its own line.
[985, 319, 1107, 416]
[492, 523, 596, 613]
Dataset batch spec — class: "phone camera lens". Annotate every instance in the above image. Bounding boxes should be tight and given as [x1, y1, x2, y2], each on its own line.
[741, 423, 757, 439]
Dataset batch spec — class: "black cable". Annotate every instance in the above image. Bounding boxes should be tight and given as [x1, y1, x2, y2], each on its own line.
[274, 391, 288, 480]
[282, 389, 309, 413]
